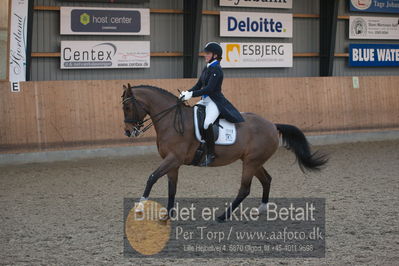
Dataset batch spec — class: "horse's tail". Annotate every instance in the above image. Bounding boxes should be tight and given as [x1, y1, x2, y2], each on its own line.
[275, 124, 328, 172]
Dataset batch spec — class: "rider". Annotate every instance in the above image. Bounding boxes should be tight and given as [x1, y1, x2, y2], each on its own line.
[180, 42, 245, 166]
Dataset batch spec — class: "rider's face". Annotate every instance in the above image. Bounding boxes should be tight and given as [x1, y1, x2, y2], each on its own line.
[204, 52, 214, 63]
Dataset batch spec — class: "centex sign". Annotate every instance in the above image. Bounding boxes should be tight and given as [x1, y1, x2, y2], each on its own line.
[220, 11, 292, 37]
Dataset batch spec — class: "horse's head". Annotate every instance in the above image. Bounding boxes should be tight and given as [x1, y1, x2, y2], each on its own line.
[121, 83, 148, 137]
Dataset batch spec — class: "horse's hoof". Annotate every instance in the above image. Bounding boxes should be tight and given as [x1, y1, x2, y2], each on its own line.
[159, 214, 169, 221]
[257, 203, 268, 214]
[134, 201, 145, 213]
[158, 214, 170, 224]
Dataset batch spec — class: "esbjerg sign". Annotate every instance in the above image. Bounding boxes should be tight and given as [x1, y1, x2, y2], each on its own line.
[220, 12, 292, 38]
[60, 7, 150, 35]
[220, 0, 292, 9]
[60, 41, 150, 69]
[221, 42, 293, 68]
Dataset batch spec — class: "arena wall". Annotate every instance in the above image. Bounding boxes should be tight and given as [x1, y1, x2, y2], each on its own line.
[1, 76, 398, 153]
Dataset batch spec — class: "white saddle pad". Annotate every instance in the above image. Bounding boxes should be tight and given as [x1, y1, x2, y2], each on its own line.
[193, 105, 237, 145]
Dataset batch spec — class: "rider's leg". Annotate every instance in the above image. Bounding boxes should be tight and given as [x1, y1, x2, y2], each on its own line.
[203, 99, 219, 130]
[200, 99, 220, 166]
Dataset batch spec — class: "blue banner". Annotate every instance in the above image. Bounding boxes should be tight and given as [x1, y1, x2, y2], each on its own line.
[349, 44, 399, 66]
[350, 0, 399, 13]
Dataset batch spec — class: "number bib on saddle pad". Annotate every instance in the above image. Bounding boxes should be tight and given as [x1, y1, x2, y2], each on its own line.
[193, 104, 237, 145]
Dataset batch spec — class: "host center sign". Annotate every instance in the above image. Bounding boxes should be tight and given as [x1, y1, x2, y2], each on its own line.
[61, 7, 150, 35]
[86, 14, 133, 24]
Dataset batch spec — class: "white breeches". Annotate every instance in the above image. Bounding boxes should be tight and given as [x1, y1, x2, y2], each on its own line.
[197, 96, 220, 129]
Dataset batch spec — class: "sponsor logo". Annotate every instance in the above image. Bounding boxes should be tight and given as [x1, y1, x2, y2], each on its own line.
[226, 44, 241, 63]
[61, 41, 150, 69]
[227, 0, 288, 5]
[220, 0, 292, 9]
[62, 42, 117, 67]
[351, 17, 367, 37]
[220, 12, 292, 37]
[221, 43, 292, 68]
[60, 7, 150, 35]
[227, 16, 286, 33]
[351, 0, 372, 10]
[80, 13, 90, 25]
[71, 9, 141, 32]
[349, 44, 399, 66]
[9, 0, 28, 83]
[349, 16, 399, 39]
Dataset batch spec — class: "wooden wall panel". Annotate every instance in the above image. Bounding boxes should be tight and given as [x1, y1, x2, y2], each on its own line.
[1, 76, 399, 153]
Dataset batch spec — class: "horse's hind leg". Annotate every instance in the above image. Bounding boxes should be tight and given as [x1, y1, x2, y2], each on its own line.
[217, 161, 258, 221]
[254, 167, 272, 213]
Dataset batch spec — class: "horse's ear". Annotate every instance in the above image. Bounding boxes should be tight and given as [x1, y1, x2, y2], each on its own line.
[123, 84, 127, 90]
[128, 83, 132, 89]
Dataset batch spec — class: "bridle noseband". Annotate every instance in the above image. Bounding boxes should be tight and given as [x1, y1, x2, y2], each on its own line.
[122, 90, 185, 137]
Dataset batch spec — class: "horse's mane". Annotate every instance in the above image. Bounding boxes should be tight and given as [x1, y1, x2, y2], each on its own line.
[130, 84, 178, 100]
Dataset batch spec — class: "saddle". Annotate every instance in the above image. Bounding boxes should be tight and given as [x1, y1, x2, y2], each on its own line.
[191, 104, 237, 166]
[194, 104, 237, 145]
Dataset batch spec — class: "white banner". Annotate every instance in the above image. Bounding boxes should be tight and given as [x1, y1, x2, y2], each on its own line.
[60, 7, 150, 35]
[221, 42, 292, 68]
[220, 0, 292, 9]
[9, 0, 29, 89]
[349, 16, 399, 39]
[60, 41, 150, 69]
[220, 12, 292, 38]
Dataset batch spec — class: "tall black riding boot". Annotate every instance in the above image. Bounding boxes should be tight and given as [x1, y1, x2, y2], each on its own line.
[200, 124, 216, 166]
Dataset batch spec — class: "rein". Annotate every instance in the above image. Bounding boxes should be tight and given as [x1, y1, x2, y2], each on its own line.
[123, 95, 185, 136]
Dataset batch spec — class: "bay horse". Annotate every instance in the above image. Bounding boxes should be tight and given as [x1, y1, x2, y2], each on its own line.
[122, 84, 327, 221]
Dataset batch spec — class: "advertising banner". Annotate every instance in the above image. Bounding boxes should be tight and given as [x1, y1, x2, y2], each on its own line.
[220, 12, 292, 38]
[220, 0, 292, 9]
[60, 7, 150, 35]
[221, 42, 293, 68]
[349, 43, 399, 66]
[60, 41, 150, 69]
[9, 0, 29, 92]
[349, 0, 399, 13]
[349, 16, 399, 39]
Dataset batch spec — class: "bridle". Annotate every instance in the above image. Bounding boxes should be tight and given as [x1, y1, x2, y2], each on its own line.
[122, 90, 185, 137]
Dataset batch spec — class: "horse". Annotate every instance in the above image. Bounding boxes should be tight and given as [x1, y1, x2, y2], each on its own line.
[122, 84, 328, 221]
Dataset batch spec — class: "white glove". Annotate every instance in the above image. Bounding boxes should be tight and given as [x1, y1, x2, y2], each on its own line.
[179, 90, 193, 101]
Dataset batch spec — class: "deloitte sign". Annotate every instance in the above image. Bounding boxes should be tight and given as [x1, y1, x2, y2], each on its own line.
[220, 11, 292, 38]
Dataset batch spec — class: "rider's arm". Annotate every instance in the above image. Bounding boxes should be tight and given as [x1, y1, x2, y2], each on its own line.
[191, 69, 222, 97]
[188, 79, 202, 92]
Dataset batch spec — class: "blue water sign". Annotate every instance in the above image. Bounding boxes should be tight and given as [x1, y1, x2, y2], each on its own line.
[349, 44, 399, 67]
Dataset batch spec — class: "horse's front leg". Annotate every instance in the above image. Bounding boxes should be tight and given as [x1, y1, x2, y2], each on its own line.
[136, 154, 180, 210]
[166, 167, 179, 218]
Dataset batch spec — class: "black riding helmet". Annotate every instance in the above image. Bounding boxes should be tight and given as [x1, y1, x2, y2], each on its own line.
[204, 42, 223, 61]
